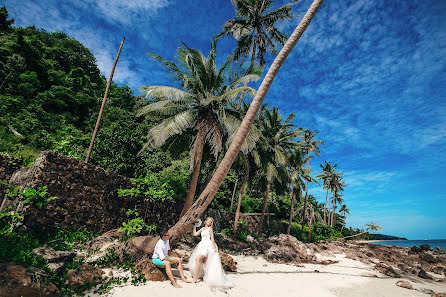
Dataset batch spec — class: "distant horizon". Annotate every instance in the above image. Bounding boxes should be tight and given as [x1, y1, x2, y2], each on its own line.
[5, 0, 446, 239]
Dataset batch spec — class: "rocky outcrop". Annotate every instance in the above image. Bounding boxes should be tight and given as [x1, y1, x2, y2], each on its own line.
[261, 234, 316, 264]
[0, 263, 59, 297]
[219, 251, 237, 272]
[6, 150, 182, 233]
[32, 247, 77, 273]
[375, 262, 400, 278]
[66, 264, 105, 288]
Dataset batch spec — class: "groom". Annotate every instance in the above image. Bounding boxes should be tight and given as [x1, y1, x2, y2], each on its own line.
[152, 230, 190, 288]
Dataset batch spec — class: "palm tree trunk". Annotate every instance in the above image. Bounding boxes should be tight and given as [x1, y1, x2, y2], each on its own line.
[230, 179, 238, 211]
[323, 188, 329, 224]
[166, 0, 325, 244]
[287, 190, 296, 234]
[267, 190, 272, 224]
[180, 129, 206, 217]
[331, 196, 336, 227]
[308, 206, 314, 242]
[341, 211, 345, 232]
[258, 182, 271, 235]
[236, 27, 258, 109]
[300, 153, 311, 233]
[233, 167, 248, 233]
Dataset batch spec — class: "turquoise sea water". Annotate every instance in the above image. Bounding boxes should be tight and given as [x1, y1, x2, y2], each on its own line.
[371, 239, 446, 250]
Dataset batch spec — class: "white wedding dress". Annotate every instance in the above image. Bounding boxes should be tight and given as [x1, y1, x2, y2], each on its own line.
[188, 227, 232, 288]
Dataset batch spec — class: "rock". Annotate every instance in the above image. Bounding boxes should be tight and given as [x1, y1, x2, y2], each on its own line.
[418, 268, 433, 280]
[420, 244, 432, 251]
[375, 262, 401, 278]
[431, 293, 446, 297]
[219, 251, 237, 272]
[47, 262, 64, 273]
[410, 246, 422, 253]
[417, 288, 434, 295]
[395, 280, 413, 290]
[134, 259, 166, 281]
[171, 242, 193, 263]
[32, 247, 76, 263]
[0, 263, 59, 297]
[246, 235, 255, 243]
[421, 253, 439, 264]
[261, 234, 316, 264]
[431, 266, 445, 275]
[67, 264, 104, 288]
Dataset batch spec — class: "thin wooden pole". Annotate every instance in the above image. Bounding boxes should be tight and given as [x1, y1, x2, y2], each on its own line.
[85, 37, 125, 163]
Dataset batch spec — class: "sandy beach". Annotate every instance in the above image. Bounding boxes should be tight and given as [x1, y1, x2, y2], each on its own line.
[89, 252, 446, 297]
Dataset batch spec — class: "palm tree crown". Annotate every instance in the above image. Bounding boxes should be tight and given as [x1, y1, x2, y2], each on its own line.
[220, 0, 297, 66]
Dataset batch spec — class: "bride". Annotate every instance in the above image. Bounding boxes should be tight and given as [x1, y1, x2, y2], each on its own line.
[188, 217, 232, 288]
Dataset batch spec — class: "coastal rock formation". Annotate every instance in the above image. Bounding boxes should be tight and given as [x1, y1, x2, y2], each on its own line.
[219, 251, 237, 272]
[376, 262, 400, 278]
[4, 150, 182, 233]
[261, 234, 316, 264]
[0, 263, 59, 297]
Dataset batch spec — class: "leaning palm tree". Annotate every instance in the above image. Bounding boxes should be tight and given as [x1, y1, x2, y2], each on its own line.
[339, 204, 350, 232]
[257, 106, 299, 234]
[137, 39, 259, 217]
[298, 129, 324, 232]
[316, 161, 337, 224]
[162, 0, 325, 245]
[342, 222, 382, 240]
[219, 0, 298, 108]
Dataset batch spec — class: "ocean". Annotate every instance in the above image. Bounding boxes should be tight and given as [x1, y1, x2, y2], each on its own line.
[371, 239, 446, 250]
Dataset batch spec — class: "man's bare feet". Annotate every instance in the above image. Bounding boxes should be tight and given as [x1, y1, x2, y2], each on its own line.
[172, 282, 182, 288]
[192, 279, 198, 283]
[182, 278, 191, 283]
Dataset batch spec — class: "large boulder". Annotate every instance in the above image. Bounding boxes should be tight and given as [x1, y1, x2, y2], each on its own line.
[395, 280, 413, 290]
[375, 262, 401, 278]
[0, 263, 59, 297]
[261, 234, 316, 264]
[66, 264, 105, 289]
[219, 251, 237, 272]
[418, 268, 433, 280]
[420, 244, 432, 251]
[134, 259, 166, 281]
[421, 253, 438, 264]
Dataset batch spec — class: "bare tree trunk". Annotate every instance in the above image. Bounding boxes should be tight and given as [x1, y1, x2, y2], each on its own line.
[258, 182, 271, 235]
[233, 168, 248, 234]
[165, 0, 325, 245]
[300, 153, 311, 233]
[267, 190, 273, 224]
[180, 129, 206, 217]
[323, 188, 329, 224]
[230, 179, 238, 211]
[286, 190, 296, 234]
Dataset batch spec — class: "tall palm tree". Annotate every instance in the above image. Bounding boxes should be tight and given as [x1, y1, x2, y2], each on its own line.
[339, 204, 350, 232]
[165, 0, 325, 244]
[329, 173, 345, 226]
[257, 106, 299, 234]
[287, 149, 312, 234]
[219, 0, 297, 108]
[298, 130, 324, 232]
[137, 39, 259, 217]
[317, 161, 337, 224]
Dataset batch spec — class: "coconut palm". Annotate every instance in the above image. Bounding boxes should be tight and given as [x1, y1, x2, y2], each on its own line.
[287, 149, 313, 234]
[342, 222, 382, 240]
[219, 0, 298, 108]
[298, 129, 324, 232]
[316, 161, 337, 224]
[256, 106, 299, 234]
[339, 204, 350, 232]
[329, 190, 343, 226]
[137, 39, 259, 217]
[329, 173, 345, 226]
[164, 0, 325, 244]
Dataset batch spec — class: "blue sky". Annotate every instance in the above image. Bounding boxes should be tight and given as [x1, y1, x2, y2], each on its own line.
[5, 0, 446, 239]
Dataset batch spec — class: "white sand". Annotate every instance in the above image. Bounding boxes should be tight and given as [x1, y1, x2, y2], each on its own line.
[87, 253, 446, 297]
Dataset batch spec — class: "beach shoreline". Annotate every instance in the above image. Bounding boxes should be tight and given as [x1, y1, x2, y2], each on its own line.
[88, 251, 446, 297]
